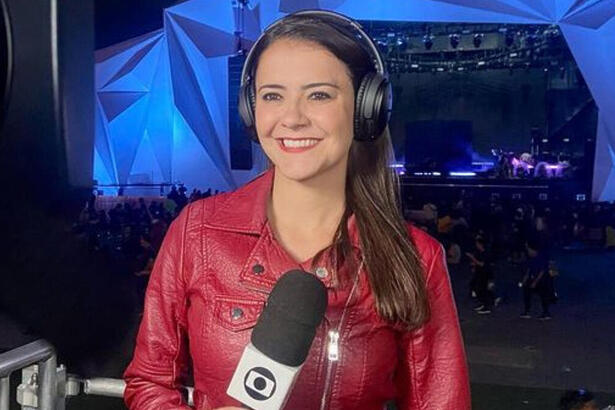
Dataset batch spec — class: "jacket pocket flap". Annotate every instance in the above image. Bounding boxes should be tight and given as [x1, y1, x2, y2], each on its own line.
[213, 296, 264, 332]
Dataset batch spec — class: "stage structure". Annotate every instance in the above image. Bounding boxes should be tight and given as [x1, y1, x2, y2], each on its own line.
[94, 0, 615, 201]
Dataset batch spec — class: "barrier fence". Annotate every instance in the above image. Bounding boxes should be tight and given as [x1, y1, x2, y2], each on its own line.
[0, 340, 193, 409]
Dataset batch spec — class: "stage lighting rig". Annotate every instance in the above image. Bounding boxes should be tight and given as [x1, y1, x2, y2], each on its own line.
[449, 33, 460, 49]
[473, 33, 483, 48]
[423, 34, 434, 50]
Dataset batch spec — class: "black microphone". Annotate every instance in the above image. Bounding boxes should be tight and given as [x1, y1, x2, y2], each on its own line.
[227, 270, 328, 409]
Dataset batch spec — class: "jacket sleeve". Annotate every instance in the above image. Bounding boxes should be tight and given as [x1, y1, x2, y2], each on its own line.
[123, 208, 192, 409]
[396, 245, 471, 410]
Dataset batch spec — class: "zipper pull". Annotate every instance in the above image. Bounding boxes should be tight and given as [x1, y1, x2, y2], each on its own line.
[327, 330, 339, 361]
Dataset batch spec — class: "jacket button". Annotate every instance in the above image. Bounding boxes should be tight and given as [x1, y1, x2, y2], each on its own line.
[231, 307, 244, 320]
[252, 264, 265, 275]
[315, 267, 328, 279]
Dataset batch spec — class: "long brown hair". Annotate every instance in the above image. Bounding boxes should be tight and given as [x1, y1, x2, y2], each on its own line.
[250, 13, 430, 329]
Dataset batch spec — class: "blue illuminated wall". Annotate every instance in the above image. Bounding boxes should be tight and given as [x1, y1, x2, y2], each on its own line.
[94, 0, 615, 200]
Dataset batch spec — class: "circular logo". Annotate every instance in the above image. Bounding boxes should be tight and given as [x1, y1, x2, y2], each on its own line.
[243, 367, 277, 401]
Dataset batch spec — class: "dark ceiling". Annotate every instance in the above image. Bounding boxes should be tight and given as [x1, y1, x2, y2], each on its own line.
[95, 0, 183, 49]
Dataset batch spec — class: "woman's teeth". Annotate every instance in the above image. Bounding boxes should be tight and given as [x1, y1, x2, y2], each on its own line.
[282, 139, 319, 148]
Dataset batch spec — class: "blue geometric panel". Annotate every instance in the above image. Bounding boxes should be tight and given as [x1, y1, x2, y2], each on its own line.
[166, 13, 236, 188]
[430, 0, 551, 21]
[169, 12, 242, 57]
[92, 0, 615, 200]
[94, 97, 117, 183]
[280, 0, 321, 14]
[328, 0, 547, 24]
[100, 73, 149, 93]
[561, 0, 615, 28]
[144, 40, 174, 183]
[107, 94, 150, 184]
[98, 91, 147, 122]
[103, 36, 163, 88]
[514, 0, 555, 20]
[593, 115, 615, 201]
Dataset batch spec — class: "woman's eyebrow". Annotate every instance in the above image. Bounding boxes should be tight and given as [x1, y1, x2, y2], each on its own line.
[257, 82, 340, 92]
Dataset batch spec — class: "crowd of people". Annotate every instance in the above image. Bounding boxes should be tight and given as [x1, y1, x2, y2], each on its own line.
[406, 193, 615, 319]
[72, 185, 225, 304]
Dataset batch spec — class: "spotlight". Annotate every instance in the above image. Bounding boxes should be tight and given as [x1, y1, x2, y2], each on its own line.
[423, 34, 433, 50]
[449, 34, 460, 49]
[473, 33, 483, 48]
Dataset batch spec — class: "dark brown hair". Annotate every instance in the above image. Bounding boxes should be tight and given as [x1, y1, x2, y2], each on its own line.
[250, 13, 430, 329]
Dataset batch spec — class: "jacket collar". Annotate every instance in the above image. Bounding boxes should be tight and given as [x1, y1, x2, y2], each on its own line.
[205, 168, 361, 250]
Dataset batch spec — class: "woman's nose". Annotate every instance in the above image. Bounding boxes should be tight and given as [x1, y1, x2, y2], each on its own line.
[280, 98, 309, 130]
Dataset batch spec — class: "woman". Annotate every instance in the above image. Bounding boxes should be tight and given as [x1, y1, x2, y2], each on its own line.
[124, 10, 470, 409]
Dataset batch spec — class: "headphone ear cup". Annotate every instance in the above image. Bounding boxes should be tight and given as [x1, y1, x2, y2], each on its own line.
[354, 73, 389, 141]
[238, 83, 259, 142]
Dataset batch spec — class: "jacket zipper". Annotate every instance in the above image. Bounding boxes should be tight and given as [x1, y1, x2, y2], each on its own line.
[319, 262, 363, 410]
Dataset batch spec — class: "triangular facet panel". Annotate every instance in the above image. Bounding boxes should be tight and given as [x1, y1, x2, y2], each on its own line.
[100, 72, 149, 93]
[95, 30, 164, 63]
[280, 0, 320, 13]
[103, 36, 163, 88]
[130, 37, 165, 90]
[107, 95, 151, 184]
[144, 40, 174, 183]
[166, 0, 236, 34]
[168, 12, 240, 57]
[562, 0, 603, 19]
[166, 14, 236, 188]
[129, 130, 165, 184]
[98, 91, 148, 122]
[514, 0, 555, 20]
[331, 0, 546, 23]
[431, 0, 550, 21]
[593, 115, 615, 201]
[94, 97, 117, 183]
[561, 0, 615, 28]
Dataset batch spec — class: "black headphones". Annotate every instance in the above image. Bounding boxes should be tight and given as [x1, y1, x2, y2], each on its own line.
[238, 9, 392, 142]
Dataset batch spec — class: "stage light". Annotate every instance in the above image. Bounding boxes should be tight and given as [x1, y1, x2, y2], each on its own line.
[423, 34, 433, 50]
[449, 34, 460, 49]
[449, 171, 476, 177]
[396, 37, 408, 52]
[473, 33, 483, 48]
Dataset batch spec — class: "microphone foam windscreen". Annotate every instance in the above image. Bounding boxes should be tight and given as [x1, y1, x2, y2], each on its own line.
[251, 270, 328, 366]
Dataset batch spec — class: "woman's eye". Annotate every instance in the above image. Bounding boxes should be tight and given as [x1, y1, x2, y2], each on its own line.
[309, 91, 331, 101]
[262, 93, 281, 101]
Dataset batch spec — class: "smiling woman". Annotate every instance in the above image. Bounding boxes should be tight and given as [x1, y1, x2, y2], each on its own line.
[124, 10, 470, 410]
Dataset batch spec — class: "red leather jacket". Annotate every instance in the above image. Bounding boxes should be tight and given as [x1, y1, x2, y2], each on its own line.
[124, 170, 470, 409]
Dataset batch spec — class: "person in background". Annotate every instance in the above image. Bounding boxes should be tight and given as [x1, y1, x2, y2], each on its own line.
[520, 238, 553, 320]
[466, 236, 495, 314]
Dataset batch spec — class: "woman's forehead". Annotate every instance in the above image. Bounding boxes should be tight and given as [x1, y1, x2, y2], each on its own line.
[254, 38, 352, 86]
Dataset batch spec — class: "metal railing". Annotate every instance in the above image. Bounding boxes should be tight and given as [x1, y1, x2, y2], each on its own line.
[0, 339, 193, 409]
